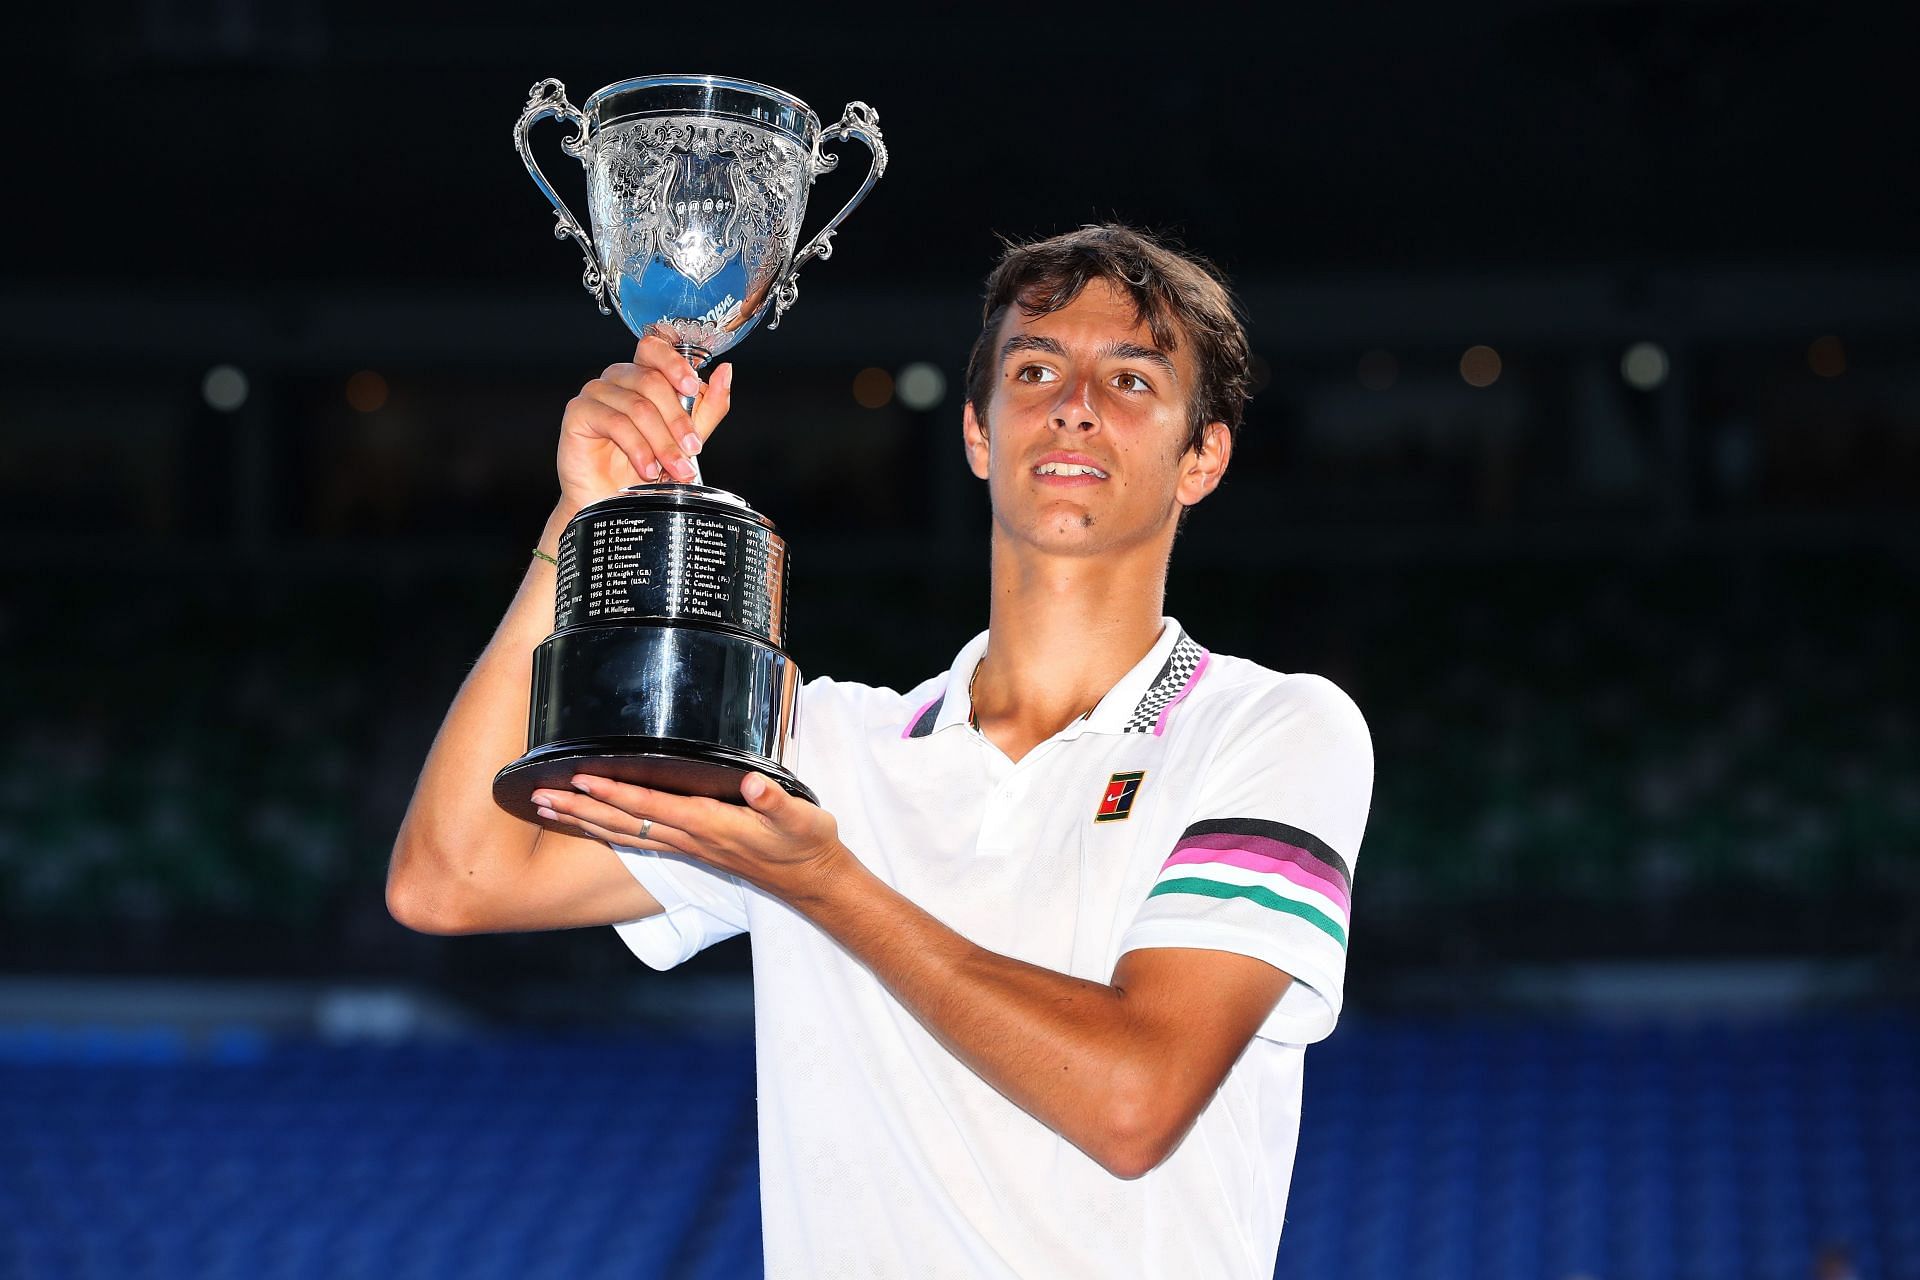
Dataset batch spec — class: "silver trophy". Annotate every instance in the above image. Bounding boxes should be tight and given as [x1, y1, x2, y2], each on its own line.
[493, 74, 885, 820]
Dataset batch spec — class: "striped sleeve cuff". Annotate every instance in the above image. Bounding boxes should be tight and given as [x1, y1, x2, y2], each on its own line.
[1119, 818, 1354, 1044]
[1152, 818, 1351, 946]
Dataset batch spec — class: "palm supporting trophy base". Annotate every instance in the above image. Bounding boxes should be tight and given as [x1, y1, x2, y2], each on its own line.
[493, 738, 816, 828]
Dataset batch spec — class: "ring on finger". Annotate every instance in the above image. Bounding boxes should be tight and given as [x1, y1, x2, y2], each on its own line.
[639, 817, 653, 841]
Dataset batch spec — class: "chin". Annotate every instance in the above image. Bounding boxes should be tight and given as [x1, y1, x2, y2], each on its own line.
[993, 492, 1171, 556]
[1023, 509, 1125, 556]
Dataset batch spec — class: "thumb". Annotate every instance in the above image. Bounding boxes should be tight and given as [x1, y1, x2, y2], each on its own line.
[740, 770, 795, 823]
[693, 362, 733, 439]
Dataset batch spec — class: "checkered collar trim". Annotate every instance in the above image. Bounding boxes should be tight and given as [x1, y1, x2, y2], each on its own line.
[902, 620, 1210, 740]
[1116, 631, 1210, 735]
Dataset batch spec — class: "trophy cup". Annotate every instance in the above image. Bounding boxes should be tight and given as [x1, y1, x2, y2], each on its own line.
[492, 74, 885, 821]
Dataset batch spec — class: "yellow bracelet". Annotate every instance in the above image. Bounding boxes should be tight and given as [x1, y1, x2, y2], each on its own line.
[531, 548, 559, 567]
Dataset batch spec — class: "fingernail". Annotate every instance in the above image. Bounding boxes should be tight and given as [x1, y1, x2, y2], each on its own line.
[531, 792, 551, 807]
[719, 363, 734, 391]
[679, 374, 702, 397]
[570, 776, 593, 792]
[537, 806, 558, 822]
[670, 457, 696, 481]
[644, 460, 662, 481]
[681, 433, 701, 456]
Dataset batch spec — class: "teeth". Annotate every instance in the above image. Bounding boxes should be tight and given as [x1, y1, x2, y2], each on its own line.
[1034, 462, 1108, 478]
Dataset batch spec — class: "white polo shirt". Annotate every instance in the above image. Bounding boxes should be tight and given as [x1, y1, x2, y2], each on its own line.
[611, 617, 1373, 1279]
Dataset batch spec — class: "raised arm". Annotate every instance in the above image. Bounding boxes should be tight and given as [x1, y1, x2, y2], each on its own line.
[385, 338, 732, 935]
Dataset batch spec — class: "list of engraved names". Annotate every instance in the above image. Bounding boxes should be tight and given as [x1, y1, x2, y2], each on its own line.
[557, 510, 778, 640]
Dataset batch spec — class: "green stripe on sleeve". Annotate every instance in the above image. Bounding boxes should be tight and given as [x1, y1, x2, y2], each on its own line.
[1147, 876, 1349, 949]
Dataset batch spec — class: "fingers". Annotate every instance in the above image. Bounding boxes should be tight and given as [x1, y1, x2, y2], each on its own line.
[531, 785, 692, 853]
[533, 772, 814, 851]
[538, 777, 723, 841]
[557, 338, 730, 496]
[631, 335, 732, 446]
[565, 393, 665, 483]
[633, 334, 703, 398]
[693, 363, 733, 440]
[581, 372, 700, 482]
[541, 808, 686, 854]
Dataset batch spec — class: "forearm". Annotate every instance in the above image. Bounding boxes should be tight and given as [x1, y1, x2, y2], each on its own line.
[791, 855, 1165, 1174]
[386, 500, 576, 921]
[526, 769, 1248, 1174]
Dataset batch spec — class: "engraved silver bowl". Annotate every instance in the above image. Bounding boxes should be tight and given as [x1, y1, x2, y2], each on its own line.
[515, 73, 886, 364]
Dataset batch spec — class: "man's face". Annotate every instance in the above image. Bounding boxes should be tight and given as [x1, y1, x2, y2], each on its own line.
[963, 278, 1229, 558]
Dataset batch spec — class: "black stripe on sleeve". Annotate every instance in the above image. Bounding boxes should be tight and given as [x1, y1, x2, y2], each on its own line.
[1177, 817, 1353, 892]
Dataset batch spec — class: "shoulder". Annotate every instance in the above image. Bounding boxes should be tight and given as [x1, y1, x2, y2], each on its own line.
[800, 670, 947, 739]
[1177, 653, 1375, 863]
[1189, 652, 1371, 754]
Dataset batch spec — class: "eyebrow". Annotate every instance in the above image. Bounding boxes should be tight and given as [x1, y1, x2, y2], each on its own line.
[999, 333, 1179, 380]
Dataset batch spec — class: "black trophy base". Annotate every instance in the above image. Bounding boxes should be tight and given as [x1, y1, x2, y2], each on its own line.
[493, 735, 817, 829]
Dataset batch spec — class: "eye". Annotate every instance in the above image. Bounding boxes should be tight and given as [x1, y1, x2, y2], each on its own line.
[1014, 364, 1059, 385]
[1112, 371, 1154, 393]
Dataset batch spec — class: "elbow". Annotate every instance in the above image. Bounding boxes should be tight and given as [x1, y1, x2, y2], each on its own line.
[1089, 1075, 1185, 1181]
[1095, 1144, 1167, 1183]
[1093, 1119, 1178, 1182]
[385, 874, 450, 935]
[385, 851, 476, 936]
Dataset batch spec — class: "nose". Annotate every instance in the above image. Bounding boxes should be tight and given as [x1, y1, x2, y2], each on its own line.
[1049, 375, 1100, 433]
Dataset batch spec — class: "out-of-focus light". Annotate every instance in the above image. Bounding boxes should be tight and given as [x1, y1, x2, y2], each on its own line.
[346, 370, 389, 413]
[895, 362, 946, 411]
[1357, 349, 1397, 392]
[202, 364, 249, 412]
[1621, 341, 1669, 391]
[1808, 335, 1846, 378]
[1459, 345, 1502, 388]
[852, 367, 893, 409]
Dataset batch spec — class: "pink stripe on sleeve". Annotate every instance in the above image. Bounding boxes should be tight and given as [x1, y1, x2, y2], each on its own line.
[1177, 830, 1349, 896]
[1162, 845, 1351, 916]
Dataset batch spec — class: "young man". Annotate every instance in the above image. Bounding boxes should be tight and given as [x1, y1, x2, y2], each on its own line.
[388, 225, 1373, 1278]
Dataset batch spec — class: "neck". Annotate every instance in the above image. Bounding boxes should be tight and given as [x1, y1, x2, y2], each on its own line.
[971, 532, 1171, 758]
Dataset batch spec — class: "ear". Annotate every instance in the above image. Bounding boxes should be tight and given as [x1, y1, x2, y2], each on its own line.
[1176, 422, 1232, 508]
[962, 400, 992, 481]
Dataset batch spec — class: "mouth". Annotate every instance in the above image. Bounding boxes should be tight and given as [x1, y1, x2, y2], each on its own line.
[1032, 460, 1110, 485]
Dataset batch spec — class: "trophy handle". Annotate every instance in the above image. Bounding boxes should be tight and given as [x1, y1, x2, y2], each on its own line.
[515, 78, 610, 315]
[770, 101, 888, 329]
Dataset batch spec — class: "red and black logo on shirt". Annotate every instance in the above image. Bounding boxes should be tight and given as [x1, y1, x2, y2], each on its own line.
[1095, 771, 1146, 823]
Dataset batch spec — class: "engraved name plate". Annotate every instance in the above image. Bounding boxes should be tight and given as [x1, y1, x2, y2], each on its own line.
[554, 503, 787, 646]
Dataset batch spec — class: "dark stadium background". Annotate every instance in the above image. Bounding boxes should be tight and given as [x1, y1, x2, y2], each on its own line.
[3, 4, 1916, 1278]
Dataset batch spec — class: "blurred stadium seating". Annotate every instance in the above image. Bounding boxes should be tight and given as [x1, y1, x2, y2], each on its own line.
[0, 1012, 1911, 1280]
[2, 548, 1912, 968]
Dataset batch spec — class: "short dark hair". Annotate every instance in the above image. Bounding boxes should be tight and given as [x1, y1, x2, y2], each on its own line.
[963, 224, 1251, 455]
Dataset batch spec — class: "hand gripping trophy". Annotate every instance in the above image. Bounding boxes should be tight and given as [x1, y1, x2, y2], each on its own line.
[493, 75, 885, 821]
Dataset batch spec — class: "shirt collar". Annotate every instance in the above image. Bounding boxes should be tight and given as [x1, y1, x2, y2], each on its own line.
[902, 618, 1209, 741]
